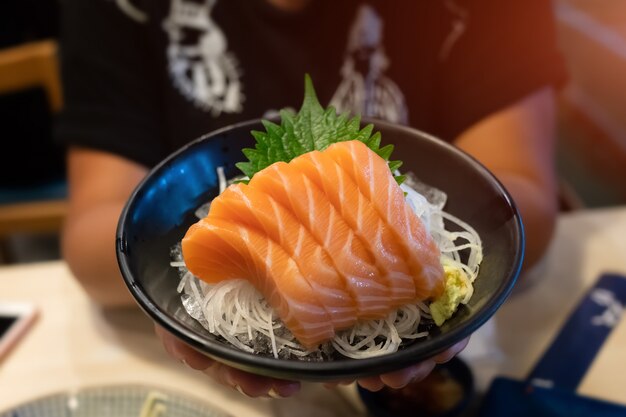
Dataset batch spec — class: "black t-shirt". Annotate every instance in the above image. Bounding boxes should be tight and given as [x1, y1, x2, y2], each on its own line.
[57, 0, 566, 168]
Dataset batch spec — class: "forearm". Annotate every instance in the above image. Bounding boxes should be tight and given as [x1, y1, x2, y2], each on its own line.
[493, 171, 557, 269]
[454, 87, 558, 270]
[62, 147, 148, 307]
[62, 201, 135, 307]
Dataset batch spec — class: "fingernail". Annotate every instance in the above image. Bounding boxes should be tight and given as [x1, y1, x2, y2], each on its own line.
[408, 373, 421, 384]
[267, 388, 282, 398]
[234, 384, 249, 397]
[358, 382, 384, 392]
[407, 366, 426, 384]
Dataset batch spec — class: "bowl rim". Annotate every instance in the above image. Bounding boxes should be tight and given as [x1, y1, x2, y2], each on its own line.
[116, 118, 524, 380]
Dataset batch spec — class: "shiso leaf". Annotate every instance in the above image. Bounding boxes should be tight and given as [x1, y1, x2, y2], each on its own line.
[235, 74, 404, 184]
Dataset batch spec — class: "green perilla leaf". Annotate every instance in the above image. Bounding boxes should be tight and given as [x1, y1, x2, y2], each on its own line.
[237, 74, 404, 185]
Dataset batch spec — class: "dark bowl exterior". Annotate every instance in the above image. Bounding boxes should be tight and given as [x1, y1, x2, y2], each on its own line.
[116, 119, 524, 381]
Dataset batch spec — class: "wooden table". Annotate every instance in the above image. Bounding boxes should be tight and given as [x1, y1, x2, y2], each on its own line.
[0, 263, 358, 416]
[1, 207, 626, 414]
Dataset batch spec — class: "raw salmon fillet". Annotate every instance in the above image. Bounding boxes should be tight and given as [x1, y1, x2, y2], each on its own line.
[182, 140, 445, 348]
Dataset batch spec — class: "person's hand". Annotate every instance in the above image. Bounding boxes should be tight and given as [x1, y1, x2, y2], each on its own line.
[155, 325, 301, 398]
[353, 338, 469, 391]
[156, 325, 469, 397]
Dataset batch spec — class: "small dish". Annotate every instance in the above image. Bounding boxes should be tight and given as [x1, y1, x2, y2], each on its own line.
[0, 384, 229, 417]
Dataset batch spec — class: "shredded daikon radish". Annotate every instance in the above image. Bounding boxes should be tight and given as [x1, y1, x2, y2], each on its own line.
[170, 169, 483, 360]
[217, 166, 227, 194]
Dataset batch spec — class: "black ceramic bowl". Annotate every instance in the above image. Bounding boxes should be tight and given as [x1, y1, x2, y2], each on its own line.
[116, 119, 523, 382]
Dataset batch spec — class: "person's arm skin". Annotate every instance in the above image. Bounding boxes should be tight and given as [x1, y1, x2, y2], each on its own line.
[455, 86, 558, 269]
[62, 147, 147, 307]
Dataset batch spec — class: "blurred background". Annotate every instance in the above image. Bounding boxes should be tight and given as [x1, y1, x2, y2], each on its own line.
[555, 0, 626, 208]
[0, 0, 625, 264]
[0, 0, 64, 264]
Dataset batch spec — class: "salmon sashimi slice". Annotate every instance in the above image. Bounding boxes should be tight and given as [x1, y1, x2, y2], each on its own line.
[290, 150, 417, 306]
[250, 162, 392, 319]
[183, 217, 335, 347]
[324, 140, 445, 299]
[209, 185, 358, 330]
[182, 140, 445, 348]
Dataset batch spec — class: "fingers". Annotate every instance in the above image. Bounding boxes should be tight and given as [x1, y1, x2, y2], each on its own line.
[173, 339, 215, 370]
[323, 379, 355, 389]
[155, 324, 301, 398]
[357, 376, 386, 392]
[155, 323, 468, 398]
[206, 362, 301, 398]
[357, 360, 436, 391]
[433, 337, 470, 364]
[379, 360, 436, 388]
[155, 324, 215, 369]
[357, 337, 471, 392]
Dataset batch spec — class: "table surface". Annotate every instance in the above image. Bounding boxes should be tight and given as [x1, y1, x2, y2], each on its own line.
[2, 206, 626, 415]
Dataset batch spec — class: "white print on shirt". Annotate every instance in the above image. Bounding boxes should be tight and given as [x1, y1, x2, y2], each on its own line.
[163, 0, 244, 116]
[115, 0, 148, 23]
[330, 4, 408, 125]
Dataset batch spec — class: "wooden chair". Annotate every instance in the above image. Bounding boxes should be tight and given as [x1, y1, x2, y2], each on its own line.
[0, 40, 67, 261]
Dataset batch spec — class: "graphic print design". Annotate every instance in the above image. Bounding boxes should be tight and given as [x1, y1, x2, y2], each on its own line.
[164, 0, 244, 115]
[330, 4, 408, 125]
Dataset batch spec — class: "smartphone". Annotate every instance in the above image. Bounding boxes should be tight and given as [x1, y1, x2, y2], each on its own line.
[0, 302, 38, 362]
